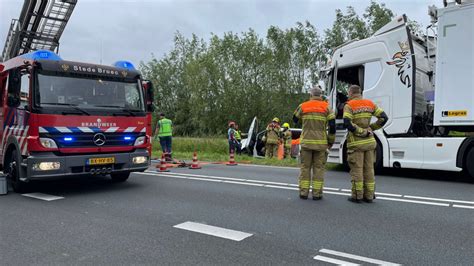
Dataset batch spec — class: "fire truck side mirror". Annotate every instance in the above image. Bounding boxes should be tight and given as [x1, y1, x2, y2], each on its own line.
[143, 80, 155, 112]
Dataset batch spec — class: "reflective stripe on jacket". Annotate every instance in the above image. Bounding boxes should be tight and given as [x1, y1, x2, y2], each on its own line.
[293, 96, 336, 151]
[343, 96, 385, 151]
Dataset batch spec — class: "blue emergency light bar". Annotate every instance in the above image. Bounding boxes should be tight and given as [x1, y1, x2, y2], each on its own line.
[63, 137, 73, 142]
[113, 61, 136, 70]
[20, 50, 62, 61]
[124, 136, 132, 140]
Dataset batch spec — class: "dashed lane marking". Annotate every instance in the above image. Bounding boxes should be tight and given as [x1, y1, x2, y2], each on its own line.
[316, 248, 400, 266]
[453, 204, 474, 210]
[313, 255, 359, 266]
[402, 195, 474, 205]
[173, 221, 253, 241]
[137, 172, 474, 209]
[229, 164, 298, 170]
[376, 196, 449, 207]
[22, 193, 64, 201]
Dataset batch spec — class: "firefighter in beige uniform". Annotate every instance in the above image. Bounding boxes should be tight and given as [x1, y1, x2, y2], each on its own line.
[293, 87, 336, 200]
[343, 85, 388, 203]
[264, 118, 281, 158]
[281, 123, 292, 158]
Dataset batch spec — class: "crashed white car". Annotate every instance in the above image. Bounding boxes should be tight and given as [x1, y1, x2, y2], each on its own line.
[241, 117, 302, 158]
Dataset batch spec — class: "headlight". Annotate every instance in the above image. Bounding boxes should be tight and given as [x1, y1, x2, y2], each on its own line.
[133, 156, 148, 164]
[32, 162, 61, 171]
[134, 136, 146, 146]
[40, 138, 58, 148]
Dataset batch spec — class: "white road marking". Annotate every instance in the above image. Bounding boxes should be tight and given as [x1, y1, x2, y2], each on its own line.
[324, 187, 340, 191]
[403, 195, 474, 205]
[377, 196, 449, 207]
[22, 193, 64, 201]
[137, 172, 472, 210]
[376, 192, 402, 197]
[319, 249, 400, 266]
[173, 221, 253, 241]
[237, 164, 297, 170]
[453, 204, 474, 209]
[325, 191, 351, 196]
[313, 255, 359, 266]
[187, 177, 222, 183]
[168, 172, 246, 182]
[265, 185, 298, 190]
[222, 180, 264, 187]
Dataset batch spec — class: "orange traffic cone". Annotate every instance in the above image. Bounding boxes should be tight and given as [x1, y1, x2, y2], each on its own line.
[156, 153, 170, 172]
[189, 151, 202, 169]
[226, 150, 238, 166]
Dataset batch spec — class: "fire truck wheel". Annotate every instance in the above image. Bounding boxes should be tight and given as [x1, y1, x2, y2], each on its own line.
[6, 150, 27, 193]
[111, 172, 130, 182]
[466, 148, 474, 180]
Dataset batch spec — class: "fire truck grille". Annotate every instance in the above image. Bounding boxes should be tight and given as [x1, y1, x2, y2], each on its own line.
[41, 132, 143, 148]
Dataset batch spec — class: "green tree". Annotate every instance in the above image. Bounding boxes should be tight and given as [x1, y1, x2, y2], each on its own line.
[364, 0, 394, 34]
[323, 7, 368, 53]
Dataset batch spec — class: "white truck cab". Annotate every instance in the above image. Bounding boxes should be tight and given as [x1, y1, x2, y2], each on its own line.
[323, 0, 474, 178]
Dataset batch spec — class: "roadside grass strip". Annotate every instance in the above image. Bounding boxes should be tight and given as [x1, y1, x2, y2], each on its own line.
[314, 248, 400, 265]
[138, 171, 474, 209]
[22, 193, 64, 201]
[173, 221, 253, 241]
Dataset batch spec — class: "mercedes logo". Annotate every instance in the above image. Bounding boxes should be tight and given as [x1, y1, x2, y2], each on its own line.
[93, 133, 106, 146]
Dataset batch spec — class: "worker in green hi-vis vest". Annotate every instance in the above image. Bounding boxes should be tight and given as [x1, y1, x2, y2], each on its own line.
[155, 113, 173, 161]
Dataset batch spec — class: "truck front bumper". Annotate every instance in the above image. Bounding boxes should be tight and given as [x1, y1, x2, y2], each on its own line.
[24, 149, 150, 180]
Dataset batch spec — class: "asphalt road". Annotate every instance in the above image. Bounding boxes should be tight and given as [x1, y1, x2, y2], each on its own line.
[0, 162, 473, 265]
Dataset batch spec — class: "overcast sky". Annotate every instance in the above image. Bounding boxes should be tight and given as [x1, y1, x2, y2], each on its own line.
[1, 0, 439, 66]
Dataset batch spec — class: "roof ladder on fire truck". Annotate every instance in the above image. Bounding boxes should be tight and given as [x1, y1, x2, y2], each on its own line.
[1, 0, 77, 61]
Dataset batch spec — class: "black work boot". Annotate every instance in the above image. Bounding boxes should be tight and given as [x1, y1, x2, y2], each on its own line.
[299, 195, 308, 200]
[363, 198, 373, 203]
[312, 196, 323, 201]
[347, 197, 362, 203]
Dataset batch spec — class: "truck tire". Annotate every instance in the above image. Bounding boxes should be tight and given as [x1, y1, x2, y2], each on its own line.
[466, 148, 474, 179]
[5, 150, 27, 193]
[111, 172, 130, 182]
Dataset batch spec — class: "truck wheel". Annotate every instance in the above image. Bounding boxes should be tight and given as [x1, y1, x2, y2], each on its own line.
[5, 150, 27, 193]
[466, 148, 474, 179]
[111, 172, 130, 182]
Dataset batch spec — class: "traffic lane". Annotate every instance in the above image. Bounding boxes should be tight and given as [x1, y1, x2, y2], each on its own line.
[159, 163, 474, 201]
[4, 172, 471, 265]
[0, 176, 301, 265]
[137, 172, 473, 265]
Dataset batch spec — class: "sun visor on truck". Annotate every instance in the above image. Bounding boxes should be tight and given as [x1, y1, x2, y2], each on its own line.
[35, 59, 141, 80]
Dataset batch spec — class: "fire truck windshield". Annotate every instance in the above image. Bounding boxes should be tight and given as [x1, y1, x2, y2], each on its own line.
[36, 73, 145, 115]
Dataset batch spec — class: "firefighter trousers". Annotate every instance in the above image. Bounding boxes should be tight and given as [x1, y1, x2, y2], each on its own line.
[265, 143, 278, 158]
[347, 149, 376, 200]
[299, 148, 328, 197]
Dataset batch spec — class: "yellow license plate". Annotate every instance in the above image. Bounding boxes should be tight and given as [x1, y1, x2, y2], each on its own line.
[88, 157, 115, 165]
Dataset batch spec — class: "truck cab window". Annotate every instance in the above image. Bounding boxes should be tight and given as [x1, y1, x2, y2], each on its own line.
[364, 61, 383, 90]
[20, 73, 30, 109]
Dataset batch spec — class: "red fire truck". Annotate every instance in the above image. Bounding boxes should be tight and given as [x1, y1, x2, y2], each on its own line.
[0, 50, 154, 192]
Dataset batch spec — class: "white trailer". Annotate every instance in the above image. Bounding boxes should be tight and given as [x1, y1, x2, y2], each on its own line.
[323, 0, 474, 178]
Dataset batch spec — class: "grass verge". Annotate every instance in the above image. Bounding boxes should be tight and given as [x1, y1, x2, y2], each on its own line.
[152, 137, 344, 170]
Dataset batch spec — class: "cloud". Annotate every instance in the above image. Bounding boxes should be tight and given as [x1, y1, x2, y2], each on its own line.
[1, 0, 439, 65]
